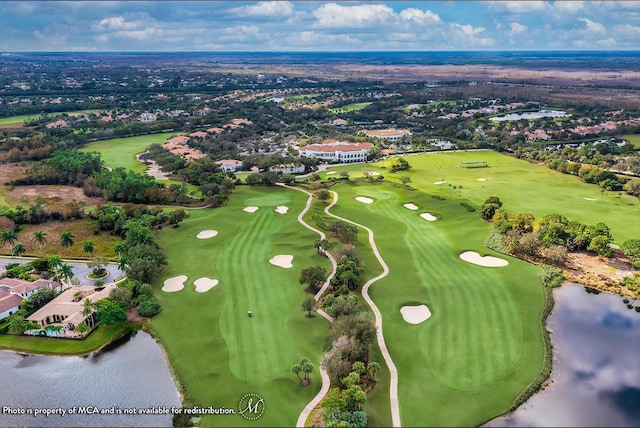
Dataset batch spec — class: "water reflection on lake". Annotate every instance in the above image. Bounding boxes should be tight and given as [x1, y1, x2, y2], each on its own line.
[0, 331, 181, 427]
[488, 284, 640, 427]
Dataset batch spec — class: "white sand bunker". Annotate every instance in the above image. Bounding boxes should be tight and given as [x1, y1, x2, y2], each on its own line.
[368, 171, 380, 176]
[196, 230, 218, 239]
[434, 181, 446, 184]
[162, 275, 187, 292]
[477, 178, 487, 182]
[459, 251, 508, 267]
[269, 255, 293, 268]
[401, 305, 432, 324]
[420, 213, 437, 221]
[275, 206, 289, 214]
[194, 277, 219, 293]
[356, 196, 374, 204]
[584, 198, 597, 201]
[243, 206, 259, 213]
[326, 171, 336, 175]
[404, 203, 419, 210]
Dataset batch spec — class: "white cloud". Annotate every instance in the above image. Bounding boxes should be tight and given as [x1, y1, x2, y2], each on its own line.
[579, 18, 606, 35]
[551, 1, 585, 15]
[93, 16, 142, 31]
[113, 28, 157, 41]
[231, 1, 294, 17]
[398, 8, 441, 24]
[452, 23, 486, 36]
[509, 22, 528, 35]
[484, 1, 548, 13]
[313, 3, 396, 28]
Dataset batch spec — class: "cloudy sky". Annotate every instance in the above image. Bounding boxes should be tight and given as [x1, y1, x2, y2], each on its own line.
[1, 1, 639, 52]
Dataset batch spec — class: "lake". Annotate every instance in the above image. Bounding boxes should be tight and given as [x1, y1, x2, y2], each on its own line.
[0, 331, 181, 427]
[490, 110, 571, 122]
[488, 284, 640, 427]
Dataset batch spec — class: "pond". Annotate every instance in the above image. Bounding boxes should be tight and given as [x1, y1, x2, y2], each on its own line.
[0, 331, 181, 427]
[489, 110, 571, 122]
[487, 284, 640, 427]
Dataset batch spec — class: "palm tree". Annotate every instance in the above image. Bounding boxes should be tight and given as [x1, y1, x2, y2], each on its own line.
[1, 230, 17, 253]
[82, 240, 95, 261]
[32, 230, 47, 256]
[291, 363, 302, 384]
[11, 242, 26, 263]
[48, 254, 63, 282]
[60, 231, 74, 256]
[82, 298, 93, 316]
[59, 263, 74, 289]
[114, 242, 126, 258]
[117, 256, 128, 271]
[299, 357, 313, 385]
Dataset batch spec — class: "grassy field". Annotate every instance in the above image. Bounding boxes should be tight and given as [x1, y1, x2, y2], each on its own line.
[325, 150, 640, 243]
[329, 102, 372, 114]
[152, 186, 333, 426]
[322, 180, 544, 426]
[0, 322, 131, 355]
[79, 132, 180, 174]
[621, 134, 640, 148]
[0, 110, 104, 127]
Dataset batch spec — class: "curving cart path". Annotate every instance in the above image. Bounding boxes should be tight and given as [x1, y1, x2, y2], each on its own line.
[280, 184, 401, 427]
[322, 190, 401, 427]
[276, 184, 337, 427]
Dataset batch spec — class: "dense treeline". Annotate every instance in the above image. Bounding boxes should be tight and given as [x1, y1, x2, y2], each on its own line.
[481, 196, 615, 261]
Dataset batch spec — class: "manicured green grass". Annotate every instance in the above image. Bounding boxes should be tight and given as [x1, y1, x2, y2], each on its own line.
[365, 150, 640, 243]
[0, 110, 104, 127]
[152, 186, 332, 426]
[323, 181, 545, 426]
[621, 134, 640, 148]
[79, 132, 180, 174]
[329, 102, 372, 114]
[0, 322, 131, 355]
[286, 93, 320, 101]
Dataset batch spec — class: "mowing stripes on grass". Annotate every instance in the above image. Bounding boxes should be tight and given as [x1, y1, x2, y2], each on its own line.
[218, 210, 294, 381]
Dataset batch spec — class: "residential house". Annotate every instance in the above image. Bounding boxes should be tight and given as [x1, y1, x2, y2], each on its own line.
[216, 159, 243, 172]
[0, 278, 62, 320]
[271, 163, 305, 174]
[45, 119, 70, 129]
[27, 284, 112, 330]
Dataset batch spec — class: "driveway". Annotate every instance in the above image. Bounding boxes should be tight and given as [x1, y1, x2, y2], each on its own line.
[0, 257, 125, 286]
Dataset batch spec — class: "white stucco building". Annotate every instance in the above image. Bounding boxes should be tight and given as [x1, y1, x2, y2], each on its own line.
[299, 140, 373, 163]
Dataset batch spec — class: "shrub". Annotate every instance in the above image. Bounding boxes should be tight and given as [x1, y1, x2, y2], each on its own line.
[460, 202, 476, 212]
[137, 297, 162, 318]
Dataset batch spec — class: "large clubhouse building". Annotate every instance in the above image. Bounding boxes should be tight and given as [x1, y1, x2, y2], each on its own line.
[360, 128, 411, 142]
[299, 139, 373, 163]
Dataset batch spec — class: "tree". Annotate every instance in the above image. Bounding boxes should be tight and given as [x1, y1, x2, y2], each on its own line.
[110, 286, 133, 307]
[93, 297, 127, 324]
[299, 266, 328, 290]
[302, 296, 318, 317]
[11, 242, 26, 261]
[299, 357, 314, 385]
[137, 297, 162, 317]
[399, 176, 411, 186]
[126, 244, 167, 283]
[82, 240, 95, 261]
[587, 235, 613, 258]
[291, 363, 302, 384]
[317, 189, 331, 203]
[48, 255, 63, 282]
[82, 298, 93, 316]
[32, 230, 47, 256]
[1, 229, 17, 253]
[59, 263, 74, 288]
[168, 209, 188, 226]
[60, 231, 75, 256]
[339, 170, 350, 180]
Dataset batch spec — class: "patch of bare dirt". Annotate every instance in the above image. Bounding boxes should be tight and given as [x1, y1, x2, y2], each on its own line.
[562, 250, 637, 298]
[0, 163, 28, 184]
[4, 185, 106, 209]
